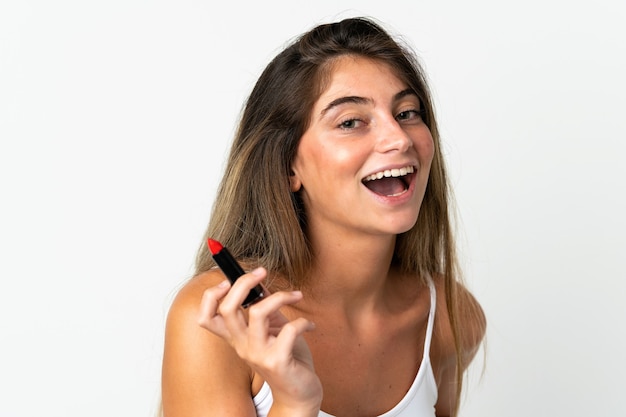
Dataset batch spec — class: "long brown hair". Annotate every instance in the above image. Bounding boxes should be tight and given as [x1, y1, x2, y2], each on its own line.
[196, 17, 468, 414]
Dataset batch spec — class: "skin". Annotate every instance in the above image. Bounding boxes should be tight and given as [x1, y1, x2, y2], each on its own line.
[161, 56, 483, 417]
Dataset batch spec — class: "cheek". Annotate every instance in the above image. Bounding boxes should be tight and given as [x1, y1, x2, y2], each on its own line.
[415, 131, 435, 164]
[295, 140, 361, 183]
[292, 141, 327, 189]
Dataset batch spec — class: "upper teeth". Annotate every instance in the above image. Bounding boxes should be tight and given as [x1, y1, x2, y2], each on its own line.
[363, 166, 414, 182]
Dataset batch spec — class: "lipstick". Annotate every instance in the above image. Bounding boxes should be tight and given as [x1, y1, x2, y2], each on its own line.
[207, 238, 265, 307]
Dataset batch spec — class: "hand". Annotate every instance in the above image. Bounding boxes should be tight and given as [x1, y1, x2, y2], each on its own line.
[198, 267, 323, 413]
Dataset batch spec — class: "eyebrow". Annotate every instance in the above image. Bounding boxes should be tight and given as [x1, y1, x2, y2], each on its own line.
[394, 88, 418, 101]
[319, 88, 418, 117]
[320, 96, 370, 116]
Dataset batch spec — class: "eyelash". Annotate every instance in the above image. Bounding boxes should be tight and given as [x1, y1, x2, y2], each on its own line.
[337, 108, 425, 130]
[338, 118, 363, 129]
[396, 108, 426, 122]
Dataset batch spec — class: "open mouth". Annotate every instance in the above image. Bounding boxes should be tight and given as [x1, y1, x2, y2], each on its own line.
[362, 166, 415, 197]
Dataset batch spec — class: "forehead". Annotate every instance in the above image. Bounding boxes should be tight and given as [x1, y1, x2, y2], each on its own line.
[316, 55, 409, 103]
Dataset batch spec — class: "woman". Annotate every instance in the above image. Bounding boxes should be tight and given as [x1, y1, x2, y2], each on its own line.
[161, 17, 485, 417]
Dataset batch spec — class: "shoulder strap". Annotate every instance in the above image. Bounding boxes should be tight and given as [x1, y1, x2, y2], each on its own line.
[422, 275, 436, 360]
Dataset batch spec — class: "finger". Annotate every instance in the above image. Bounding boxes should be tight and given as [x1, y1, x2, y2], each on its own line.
[197, 280, 231, 337]
[273, 317, 316, 358]
[218, 267, 267, 337]
[247, 291, 304, 343]
[218, 267, 267, 312]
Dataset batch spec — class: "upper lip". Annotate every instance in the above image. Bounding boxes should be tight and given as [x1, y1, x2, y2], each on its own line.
[362, 164, 417, 183]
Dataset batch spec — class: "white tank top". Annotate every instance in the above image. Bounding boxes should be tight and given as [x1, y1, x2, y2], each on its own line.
[253, 277, 438, 417]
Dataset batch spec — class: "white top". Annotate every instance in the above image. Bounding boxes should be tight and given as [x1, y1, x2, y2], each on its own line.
[253, 277, 438, 416]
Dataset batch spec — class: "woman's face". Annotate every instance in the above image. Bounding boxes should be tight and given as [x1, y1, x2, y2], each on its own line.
[290, 56, 434, 240]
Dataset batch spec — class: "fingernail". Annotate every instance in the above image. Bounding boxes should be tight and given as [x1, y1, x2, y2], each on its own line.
[218, 280, 230, 288]
[251, 267, 265, 277]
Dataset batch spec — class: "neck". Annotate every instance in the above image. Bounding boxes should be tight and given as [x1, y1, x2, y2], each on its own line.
[300, 232, 398, 313]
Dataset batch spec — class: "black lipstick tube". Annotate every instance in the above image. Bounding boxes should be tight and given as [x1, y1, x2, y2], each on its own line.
[210, 241, 265, 307]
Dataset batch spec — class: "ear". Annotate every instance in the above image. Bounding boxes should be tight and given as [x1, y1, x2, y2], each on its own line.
[289, 169, 302, 192]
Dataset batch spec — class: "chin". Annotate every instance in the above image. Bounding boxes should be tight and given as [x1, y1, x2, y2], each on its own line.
[382, 216, 419, 235]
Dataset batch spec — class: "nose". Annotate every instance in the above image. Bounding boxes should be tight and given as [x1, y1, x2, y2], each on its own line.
[374, 117, 413, 153]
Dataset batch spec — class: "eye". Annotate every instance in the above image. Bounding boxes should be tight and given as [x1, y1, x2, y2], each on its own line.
[338, 118, 364, 130]
[396, 109, 425, 123]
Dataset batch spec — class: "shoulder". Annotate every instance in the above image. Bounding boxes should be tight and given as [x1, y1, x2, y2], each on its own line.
[454, 278, 486, 364]
[168, 270, 223, 317]
[161, 270, 257, 416]
[429, 274, 485, 415]
[431, 273, 486, 367]
[164, 270, 225, 340]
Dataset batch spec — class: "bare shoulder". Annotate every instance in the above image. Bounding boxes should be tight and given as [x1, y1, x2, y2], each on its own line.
[454, 278, 486, 363]
[164, 270, 225, 341]
[430, 274, 486, 416]
[161, 270, 257, 416]
[431, 273, 486, 366]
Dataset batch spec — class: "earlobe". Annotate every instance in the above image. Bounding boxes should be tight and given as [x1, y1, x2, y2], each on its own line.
[289, 173, 302, 192]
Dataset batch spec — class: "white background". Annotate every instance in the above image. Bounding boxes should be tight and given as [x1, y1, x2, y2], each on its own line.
[1, 1, 624, 416]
